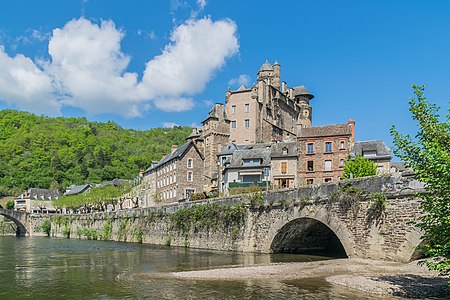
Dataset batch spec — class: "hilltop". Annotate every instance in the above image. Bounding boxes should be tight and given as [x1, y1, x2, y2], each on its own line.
[0, 110, 191, 196]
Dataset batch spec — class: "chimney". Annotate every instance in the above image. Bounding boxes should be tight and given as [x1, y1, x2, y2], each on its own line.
[348, 119, 355, 141]
[281, 81, 287, 93]
[162, 153, 167, 159]
[171, 144, 178, 154]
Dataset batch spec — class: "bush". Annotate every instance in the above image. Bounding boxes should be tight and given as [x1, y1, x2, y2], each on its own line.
[189, 192, 206, 201]
[41, 219, 51, 237]
[5, 200, 14, 209]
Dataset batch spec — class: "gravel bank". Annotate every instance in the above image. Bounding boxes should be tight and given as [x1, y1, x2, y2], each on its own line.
[170, 258, 449, 298]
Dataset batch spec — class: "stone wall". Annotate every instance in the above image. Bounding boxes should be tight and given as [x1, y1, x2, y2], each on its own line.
[27, 173, 424, 262]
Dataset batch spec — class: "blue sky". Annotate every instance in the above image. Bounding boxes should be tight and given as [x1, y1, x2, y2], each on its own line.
[1, 0, 449, 157]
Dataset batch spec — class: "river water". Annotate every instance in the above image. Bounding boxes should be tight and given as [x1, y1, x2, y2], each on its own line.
[0, 237, 390, 299]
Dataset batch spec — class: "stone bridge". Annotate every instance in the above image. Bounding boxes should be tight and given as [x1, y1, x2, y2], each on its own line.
[0, 208, 29, 236]
[8, 173, 425, 262]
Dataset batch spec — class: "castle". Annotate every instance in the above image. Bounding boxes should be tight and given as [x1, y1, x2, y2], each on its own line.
[141, 60, 356, 205]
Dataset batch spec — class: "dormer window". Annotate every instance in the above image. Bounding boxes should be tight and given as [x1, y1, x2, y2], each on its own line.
[243, 158, 261, 166]
[282, 147, 288, 155]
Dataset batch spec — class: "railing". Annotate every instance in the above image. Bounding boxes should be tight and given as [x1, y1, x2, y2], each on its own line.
[229, 181, 270, 188]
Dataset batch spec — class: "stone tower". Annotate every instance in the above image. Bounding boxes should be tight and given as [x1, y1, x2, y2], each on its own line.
[292, 86, 314, 132]
[272, 60, 280, 90]
[201, 103, 230, 191]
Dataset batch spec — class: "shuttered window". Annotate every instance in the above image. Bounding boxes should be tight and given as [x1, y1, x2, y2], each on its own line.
[281, 162, 287, 174]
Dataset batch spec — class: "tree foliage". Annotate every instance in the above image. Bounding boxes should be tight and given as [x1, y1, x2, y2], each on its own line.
[0, 110, 191, 195]
[343, 155, 377, 179]
[54, 183, 133, 212]
[391, 85, 450, 278]
[5, 200, 14, 209]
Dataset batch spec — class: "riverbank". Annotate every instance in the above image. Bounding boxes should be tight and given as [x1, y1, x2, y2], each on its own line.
[169, 258, 449, 298]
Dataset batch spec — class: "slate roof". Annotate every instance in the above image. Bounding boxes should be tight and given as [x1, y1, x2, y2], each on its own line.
[148, 141, 201, 171]
[259, 60, 273, 71]
[291, 85, 314, 100]
[227, 144, 272, 168]
[353, 140, 392, 160]
[65, 184, 91, 196]
[18, 188, 59, 200]
[270, 142, 298, 158]
[201, 103, 229, 124]
[217, 142, 242, 156]
[298, 124, 352, 138]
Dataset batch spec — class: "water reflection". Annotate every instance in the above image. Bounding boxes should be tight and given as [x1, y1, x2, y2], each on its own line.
[0, 237, 393, 300]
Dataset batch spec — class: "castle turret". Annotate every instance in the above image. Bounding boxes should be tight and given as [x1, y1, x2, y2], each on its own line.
[292, 86, 314, 131]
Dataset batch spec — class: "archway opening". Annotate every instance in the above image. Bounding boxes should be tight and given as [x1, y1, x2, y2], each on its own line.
[270, 217, 347, 258]
[0, 213, 27, 237]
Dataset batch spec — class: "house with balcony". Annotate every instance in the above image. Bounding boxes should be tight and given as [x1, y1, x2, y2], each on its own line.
[218, 143, 271, 194]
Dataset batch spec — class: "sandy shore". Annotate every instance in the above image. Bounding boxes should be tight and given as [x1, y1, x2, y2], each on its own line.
[169, 258, 449, 298]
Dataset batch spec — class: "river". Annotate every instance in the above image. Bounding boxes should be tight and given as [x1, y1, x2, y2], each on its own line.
[0, 236, 391, 299]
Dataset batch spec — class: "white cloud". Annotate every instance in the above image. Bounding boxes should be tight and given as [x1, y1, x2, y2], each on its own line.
[0, 46, 58, 115]
[197, 0, 207, 10]
[137, 29, 157, 40]
[163, 122, 179, 128]
[0, 16, 239, 118]
[31, 29, 50, 42]
[228, 74, 251, 87]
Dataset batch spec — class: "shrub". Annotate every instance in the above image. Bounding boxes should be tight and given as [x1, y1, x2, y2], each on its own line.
[41, 219, 51, 237]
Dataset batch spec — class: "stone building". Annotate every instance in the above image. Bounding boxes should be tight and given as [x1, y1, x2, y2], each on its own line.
[270, 142, 298, 189]
[225, 60, 314, 144]
[218, 143, 271, 194]
[142, 141, 204, 205]
[297, 120, 355, 185]
[15, 188, 59, 213]
[353, 140, 392, 174]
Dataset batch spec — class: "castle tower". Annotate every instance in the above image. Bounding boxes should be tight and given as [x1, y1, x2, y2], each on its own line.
[201, 103, 230, 191]
[291, 86, 314, 132]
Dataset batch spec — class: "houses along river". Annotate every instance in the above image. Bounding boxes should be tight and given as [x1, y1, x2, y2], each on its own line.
[0, 236, 395, 299]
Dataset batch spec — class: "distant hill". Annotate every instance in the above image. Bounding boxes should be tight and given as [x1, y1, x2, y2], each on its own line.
[0, 110, 192, 196]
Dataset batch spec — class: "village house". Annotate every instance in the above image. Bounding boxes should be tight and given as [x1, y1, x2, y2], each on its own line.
[142, 140, 205, 205]
[15, 188, 59, 213]
[353, 140, 392, 174]
[297, 120, 355, 185]
[270, 141, 298, 189]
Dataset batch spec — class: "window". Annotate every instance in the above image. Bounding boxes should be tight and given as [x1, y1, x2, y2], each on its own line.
[231, 121, 236, 129]
[340, 141, 345, 149]
[339, 159, 345, 168]
[307, 143, 314, 154]
[187, 171, 193, 182]
[173, 173, 177, 182]
[363, 150, 377, 157]
[243, 158, 261, 166]
[281, 162, 287, 174]
[306, 178, 314, 185]
[244, 119, 250, 128]
[185, 189, 195, 199]
[245, 103, 250, 112]
[231, 105, 236, 114]
[325, 142, 332, 153]
[324, 178, 332, 183]
[324, 160, 332, 171]
[282, 147, 288, 155]
[307, 161, 314, 172]
[187, 158, 193, 168]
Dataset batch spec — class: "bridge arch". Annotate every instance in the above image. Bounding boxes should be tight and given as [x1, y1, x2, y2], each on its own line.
[270, 217, 347, 258]
[0, 209, 28, 236]
[264, 206, 357, 258]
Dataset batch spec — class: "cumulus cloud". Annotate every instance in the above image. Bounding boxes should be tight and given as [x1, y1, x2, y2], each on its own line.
[228, 74, 251, 87]
[203, 99, 213, 107]
[0, 46, 58, 115]
[0, 16, 238, 117]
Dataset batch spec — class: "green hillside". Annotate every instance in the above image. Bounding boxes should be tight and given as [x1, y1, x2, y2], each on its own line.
[0, 110, 192, 196]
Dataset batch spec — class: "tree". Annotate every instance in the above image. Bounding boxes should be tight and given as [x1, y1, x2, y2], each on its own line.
[6, 200, 14, 209]
[343, 155, 377, 179]
[391, 85, 450, 279]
